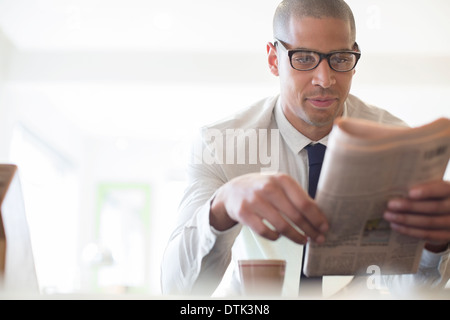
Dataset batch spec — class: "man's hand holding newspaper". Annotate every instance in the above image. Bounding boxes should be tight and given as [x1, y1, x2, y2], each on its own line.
[304, 117, 450, 277]
[385, 179, 450, 253]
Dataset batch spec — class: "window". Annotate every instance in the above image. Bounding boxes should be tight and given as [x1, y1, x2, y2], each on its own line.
[9, 124, 80, 293]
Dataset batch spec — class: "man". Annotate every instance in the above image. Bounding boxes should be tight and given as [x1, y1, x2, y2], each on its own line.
[161, 0, 450, 297]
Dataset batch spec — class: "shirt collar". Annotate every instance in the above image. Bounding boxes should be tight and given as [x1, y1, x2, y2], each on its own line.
[274, 97, 346, 154]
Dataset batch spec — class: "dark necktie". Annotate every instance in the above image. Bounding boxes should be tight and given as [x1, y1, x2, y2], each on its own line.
[305, 143, 326, 199]
[299, 143, 326, 297]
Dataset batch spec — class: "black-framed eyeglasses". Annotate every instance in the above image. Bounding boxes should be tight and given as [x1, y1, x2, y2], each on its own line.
[274, 38, 361, 72]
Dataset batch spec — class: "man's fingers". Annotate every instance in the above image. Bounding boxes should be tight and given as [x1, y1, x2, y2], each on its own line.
[387, 197, 450, 215]
[384, 180, 450, 245]
[408, 180, 450, 200]
[276, 174, 329, 234]
[239, 196, 308, 244]
[389, 222, 450, 243]
[256, 178, 322, 242]
[256, 174, 328, 242]
[220, 172, 329, 245]
[384, 210, 450, 230]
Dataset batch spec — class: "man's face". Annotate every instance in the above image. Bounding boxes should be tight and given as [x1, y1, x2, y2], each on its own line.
[269, 17, 356, 139]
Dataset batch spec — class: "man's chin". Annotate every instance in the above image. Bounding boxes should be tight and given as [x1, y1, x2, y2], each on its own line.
[305, 116, 336, 128]
[305, 106, 344, 128]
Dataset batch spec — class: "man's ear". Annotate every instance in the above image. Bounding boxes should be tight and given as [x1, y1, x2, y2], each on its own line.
[352, 42, 359, 76]
[267, 42, 279, 77]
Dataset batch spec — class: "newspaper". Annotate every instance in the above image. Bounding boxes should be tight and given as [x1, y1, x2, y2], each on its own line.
[303, 117, 450, 277]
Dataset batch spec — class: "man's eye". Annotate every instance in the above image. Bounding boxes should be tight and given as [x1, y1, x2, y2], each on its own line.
[293, 53, 316, 65]
[333, 57, 349, 64]
[331, 53, 354, 64]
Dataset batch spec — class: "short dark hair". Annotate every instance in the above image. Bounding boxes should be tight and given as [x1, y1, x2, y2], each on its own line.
[273, 0, 356, 43]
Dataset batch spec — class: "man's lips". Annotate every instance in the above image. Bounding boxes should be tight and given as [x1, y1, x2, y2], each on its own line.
[307, 97, 338, 108]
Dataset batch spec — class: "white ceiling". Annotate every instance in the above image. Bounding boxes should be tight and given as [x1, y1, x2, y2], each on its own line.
[0, 0, 278, 52]
[1, 0, 450, 54]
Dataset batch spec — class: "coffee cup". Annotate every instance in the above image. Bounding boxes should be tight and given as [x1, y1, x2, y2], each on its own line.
[238, 259, 286, 296]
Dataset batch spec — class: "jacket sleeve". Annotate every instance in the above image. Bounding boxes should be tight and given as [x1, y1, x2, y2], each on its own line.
[160, 132, 241, 296]
[383, 247, 450, 297]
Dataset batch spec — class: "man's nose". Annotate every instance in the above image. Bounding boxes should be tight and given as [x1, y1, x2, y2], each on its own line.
[311, 60, 336, 88]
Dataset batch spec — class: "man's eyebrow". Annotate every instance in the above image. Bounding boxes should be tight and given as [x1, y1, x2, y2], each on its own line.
[279, 40, 354, 52]
[292, 47, 355, 52]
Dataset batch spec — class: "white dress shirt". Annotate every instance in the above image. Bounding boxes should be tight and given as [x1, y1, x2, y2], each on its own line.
[161, 94, 450, 298]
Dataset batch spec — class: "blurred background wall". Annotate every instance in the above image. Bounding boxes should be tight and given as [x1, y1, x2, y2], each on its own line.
[0, 0, 449, 294]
